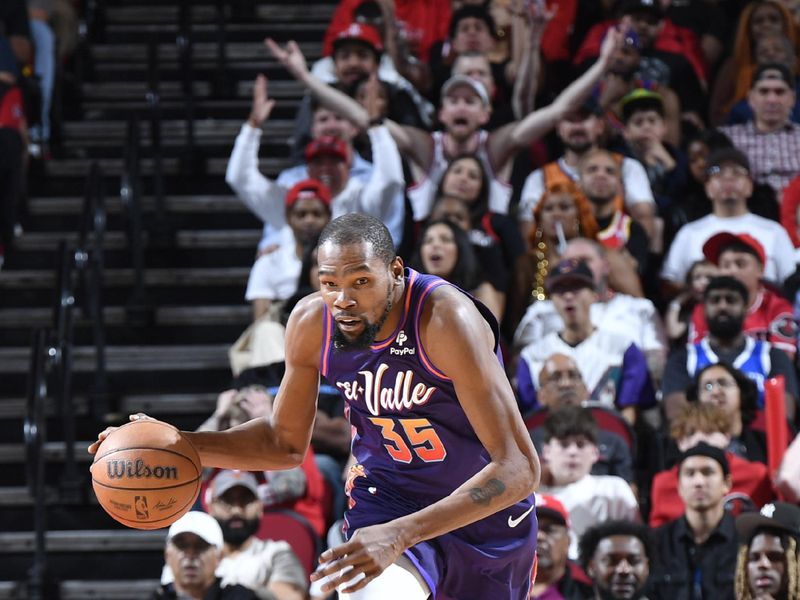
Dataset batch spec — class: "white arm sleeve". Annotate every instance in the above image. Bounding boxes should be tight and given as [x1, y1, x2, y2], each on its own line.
[621, 157, 655, 207]
[225, 123, 288, 227]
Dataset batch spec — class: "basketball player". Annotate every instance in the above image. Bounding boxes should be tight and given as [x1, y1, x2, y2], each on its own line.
[90, 213, 540, 599]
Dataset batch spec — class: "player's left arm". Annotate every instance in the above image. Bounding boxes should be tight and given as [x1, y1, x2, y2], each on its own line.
[313, 286, 540, 594]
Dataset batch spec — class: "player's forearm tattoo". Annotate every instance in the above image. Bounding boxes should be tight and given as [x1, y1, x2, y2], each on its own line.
[468, 478, 506, 505]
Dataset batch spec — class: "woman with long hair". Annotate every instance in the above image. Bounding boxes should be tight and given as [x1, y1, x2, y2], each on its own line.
[710, 0, 799, 125]
[410, 218, 503, 319]
[687, 363, 767, 464]
[504, 181, 598, 333]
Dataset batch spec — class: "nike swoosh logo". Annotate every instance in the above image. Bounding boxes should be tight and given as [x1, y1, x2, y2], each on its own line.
[508, 504, 535, 528]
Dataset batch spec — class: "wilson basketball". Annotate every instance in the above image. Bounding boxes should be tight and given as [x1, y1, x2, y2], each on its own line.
[90, 420, 202, 530]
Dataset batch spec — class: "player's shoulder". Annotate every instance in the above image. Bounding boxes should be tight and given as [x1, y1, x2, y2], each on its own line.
[284, 293, 326, 360]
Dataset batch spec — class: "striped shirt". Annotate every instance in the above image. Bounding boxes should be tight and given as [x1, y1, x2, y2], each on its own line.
[719, 121, 800, 194]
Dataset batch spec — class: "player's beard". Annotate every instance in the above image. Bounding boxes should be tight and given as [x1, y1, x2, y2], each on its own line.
[333, 296, 393, 350]
[219, 516, 260, 548]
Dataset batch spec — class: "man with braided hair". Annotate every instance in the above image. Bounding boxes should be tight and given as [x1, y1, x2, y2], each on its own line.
[735, 502, 800, 600]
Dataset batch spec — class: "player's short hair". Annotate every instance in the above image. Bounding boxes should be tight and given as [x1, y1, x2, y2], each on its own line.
[542, 405, 597, 444]
[318, 213, 396, 266]
[578, 520, 655, 571]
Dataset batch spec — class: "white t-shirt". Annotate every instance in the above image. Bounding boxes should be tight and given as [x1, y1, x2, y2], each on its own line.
[518, 156, 655, 222]
[245, 238, 302, 302]
[513, 294, 667, 357]
[217, 538, 308, 598]
[661, 212, 797, 285]
[540, 474, 640, 559]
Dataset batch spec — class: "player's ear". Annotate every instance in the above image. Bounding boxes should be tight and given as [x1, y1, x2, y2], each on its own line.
[391, 256, 404, 280]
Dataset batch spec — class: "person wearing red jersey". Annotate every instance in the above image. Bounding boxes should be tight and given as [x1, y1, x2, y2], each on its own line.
[688, 232, 797, 359]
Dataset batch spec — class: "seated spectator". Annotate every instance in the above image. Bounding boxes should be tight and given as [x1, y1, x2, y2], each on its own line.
[649, 404, 774, 527]
[429, 194, 509, 301]
[153, 511, 257, 600]
[719, 62, 800, 197]
[688, 232, 797, 358]
[322, 0, 451, 70]
[578, 520, 654, 600]
[650, 443, 740, 600]
[661, 148, 795, 291]
[514, 238, 666, 381]
[577, 148, 651, 269]
[226, 74, 406, 247]
[306, 21, 428, 132]
[433, 153, 525, 281]
[735, 502, 800, 600]
[689, 364, 768, 464]
[619, 89, 687, 217]
[267, 26, 629, 225]
[427, 5, 514, 103]
[527, 353, 635, 482]
[198, 386, 329, 538]
[662, 129, 733, 248]
[517, 97, 656, 246]
[597, 31, 682, 146]
[664, 259, 718, 346]
[529, 493, 593, 600]
[162, 471, 308, 600]
[517, 258, 656, 424]
[410, 218, 502, 319]
[725, 33, 800, 125]
[506, 181, 599, 332]
[709, 0, 799, 126]
[245, 180, 330, 321]
[539, 405, 640, 559]
[574, 0, 707, 119]
[662, 275, 799, 422]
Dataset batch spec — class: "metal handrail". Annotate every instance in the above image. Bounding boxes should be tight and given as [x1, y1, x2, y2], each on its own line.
[76, 162, 109, 418]
[51, 241, 82, 503]
[121, 117, 153, 326]
[24, 328, 50, 600]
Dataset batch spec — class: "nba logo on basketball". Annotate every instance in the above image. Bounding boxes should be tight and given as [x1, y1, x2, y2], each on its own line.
[134, 496, 149, 520]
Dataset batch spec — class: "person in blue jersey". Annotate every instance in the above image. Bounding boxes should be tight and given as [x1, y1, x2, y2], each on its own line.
[90, 213, 541, 600]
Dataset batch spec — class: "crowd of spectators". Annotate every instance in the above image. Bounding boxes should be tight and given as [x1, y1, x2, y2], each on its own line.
[175, 0, 800, 598]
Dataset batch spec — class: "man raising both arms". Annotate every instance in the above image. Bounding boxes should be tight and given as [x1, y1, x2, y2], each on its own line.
[90, 213, 541, 600]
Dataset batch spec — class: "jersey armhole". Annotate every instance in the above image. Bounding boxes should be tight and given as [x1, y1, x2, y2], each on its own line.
[414, 281, 453, 382]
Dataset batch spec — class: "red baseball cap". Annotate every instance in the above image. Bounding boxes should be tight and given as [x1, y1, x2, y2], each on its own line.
[702, 232, 766, 265]
[333, 22, 384, 54]
[305, 136, 350, 164]
[285, 179, 332, 208]
[535, 494, 571, 529]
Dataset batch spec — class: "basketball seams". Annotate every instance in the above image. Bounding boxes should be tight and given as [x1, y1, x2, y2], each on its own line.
[90, 475, 202, 492]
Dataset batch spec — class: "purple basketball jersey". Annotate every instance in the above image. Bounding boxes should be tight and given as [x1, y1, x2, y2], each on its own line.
[321, 269, 536, 599]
